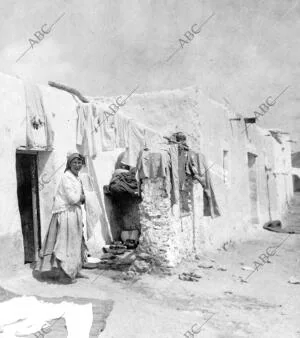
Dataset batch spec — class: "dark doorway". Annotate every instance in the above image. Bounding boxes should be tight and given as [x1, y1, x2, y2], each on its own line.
[16, 152, 41, 264]
[293, 175, 300, 192]
[247, 152, 259, 224]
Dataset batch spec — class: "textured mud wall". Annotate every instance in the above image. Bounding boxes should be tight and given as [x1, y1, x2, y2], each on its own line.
[138, 177, 204, 267]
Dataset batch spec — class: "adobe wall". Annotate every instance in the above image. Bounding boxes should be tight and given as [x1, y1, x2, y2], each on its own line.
[0, 73, 123, 265]
[137, 177, 204, 267]
[0, 72, 294, 268]
[0, 74, 25, 266]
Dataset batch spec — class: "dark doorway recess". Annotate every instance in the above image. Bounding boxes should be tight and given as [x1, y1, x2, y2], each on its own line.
[16, 151, 41, 264]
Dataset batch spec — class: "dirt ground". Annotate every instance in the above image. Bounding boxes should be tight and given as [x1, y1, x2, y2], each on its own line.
[1, 194, 300, 338]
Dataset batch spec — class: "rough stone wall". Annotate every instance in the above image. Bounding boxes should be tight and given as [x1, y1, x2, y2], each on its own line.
[138, 176, 204, 267]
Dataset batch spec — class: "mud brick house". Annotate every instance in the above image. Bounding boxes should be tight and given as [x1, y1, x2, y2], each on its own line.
[0, 72, 293, 269]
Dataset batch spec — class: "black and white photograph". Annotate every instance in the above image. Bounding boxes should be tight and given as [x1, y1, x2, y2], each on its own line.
[0, 1, 300, 337]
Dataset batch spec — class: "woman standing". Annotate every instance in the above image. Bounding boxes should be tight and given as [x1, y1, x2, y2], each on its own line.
[39, 152, 87, 283]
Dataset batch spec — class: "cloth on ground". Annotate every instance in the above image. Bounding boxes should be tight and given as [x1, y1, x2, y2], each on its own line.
[0, 296, 93, 338]
[121, 120, 145, 167]
[24, 81, 54, 148]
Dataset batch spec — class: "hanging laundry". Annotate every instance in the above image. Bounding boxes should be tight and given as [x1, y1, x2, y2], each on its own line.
[144, 126, 164, 151]
[122, 120, 145, 167]
[93, 104, 115, 152]
[178, 146, 189, 190]
[114, 111, 131, 148]
[24, 81, 54, 148]
[169, 144, 179, 205]
[197, 152, 221, 218]
[76, 103, 97, 158]
[84, 157, 113, 244]
[80, 173, 101, 241]
[137, 149, 169, 179]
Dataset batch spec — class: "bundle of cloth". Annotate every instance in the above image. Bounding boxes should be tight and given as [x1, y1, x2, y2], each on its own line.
[106, 167, 139, 198]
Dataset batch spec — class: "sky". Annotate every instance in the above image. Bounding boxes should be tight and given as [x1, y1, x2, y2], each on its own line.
[0, 0, 299, 151]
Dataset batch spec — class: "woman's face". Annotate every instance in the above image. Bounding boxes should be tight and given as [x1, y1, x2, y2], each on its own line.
[70, 158, 83, 176]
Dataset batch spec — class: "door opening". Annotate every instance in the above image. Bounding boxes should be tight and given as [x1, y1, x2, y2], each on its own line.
[247, 152, 259, 224]
[16, 151, 41, 264]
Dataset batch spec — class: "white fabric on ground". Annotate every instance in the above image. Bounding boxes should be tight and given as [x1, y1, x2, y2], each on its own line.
[0, 296, 93, 338]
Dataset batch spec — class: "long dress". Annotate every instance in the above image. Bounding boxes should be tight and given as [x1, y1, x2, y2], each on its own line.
[39, 170, 87, 279]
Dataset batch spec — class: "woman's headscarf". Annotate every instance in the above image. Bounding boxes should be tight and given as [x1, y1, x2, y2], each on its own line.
[64, 152, 85, 172]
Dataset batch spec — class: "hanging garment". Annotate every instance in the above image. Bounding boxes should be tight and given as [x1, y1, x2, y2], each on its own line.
[136, 149, 168, 179]
[76, 103, 97, 158]
[122, 120, 145, 167]
[197, 152, 221, 218]
[24, 81, 54, 148]
[84, 156, 113, 244]
[94, 104, 115, 152]
[178, 147, 189, 190]
[80, 173, 101, 241]
[144, 126, 164, 151]
[169, 144, 179, 205]
[114, 111, 131, 148]
[136, 148, 173, 204]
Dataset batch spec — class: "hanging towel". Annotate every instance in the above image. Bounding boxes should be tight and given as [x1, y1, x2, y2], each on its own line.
[94, 104, 115, 152]
[114, 111, 131, 148]
[76, 103, 97, 158]
[24, 81, 54, 148]
[122, 120, 145, 167]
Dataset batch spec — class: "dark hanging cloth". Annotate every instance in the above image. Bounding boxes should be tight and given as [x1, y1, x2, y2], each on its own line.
[178, 146, 189, 190]
[196, 152, 221, 218]
[181, 149, 221, 218]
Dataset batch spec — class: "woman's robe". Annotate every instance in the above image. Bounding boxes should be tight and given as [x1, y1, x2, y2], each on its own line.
[39, 170, 86, 279]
